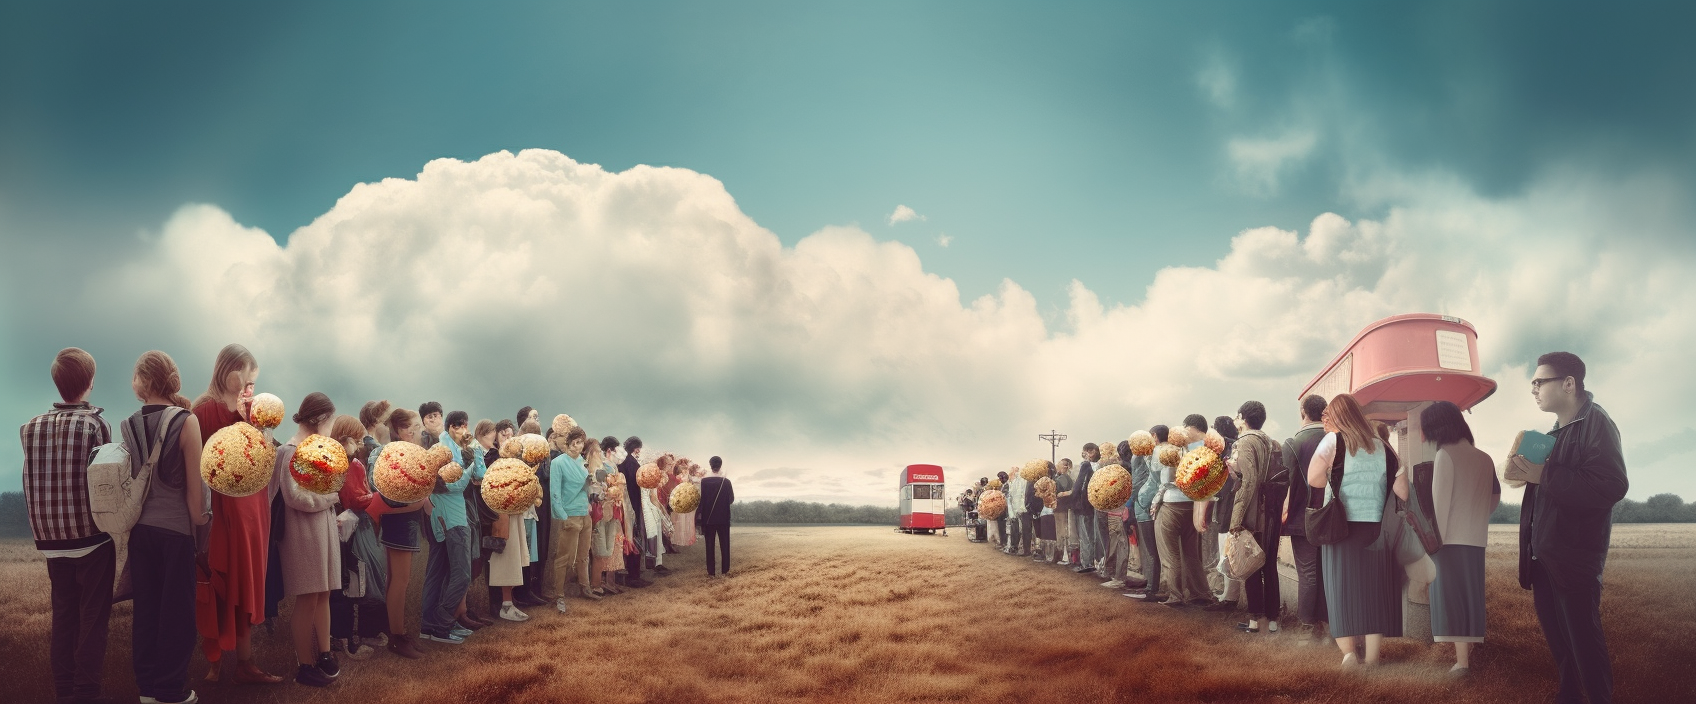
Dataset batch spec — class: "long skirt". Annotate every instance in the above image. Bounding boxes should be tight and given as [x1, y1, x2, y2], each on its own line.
[673, 511, 698, 547]
[1430, 545, 1487, 643]
[489, 514, 530, 588]
[1322, 521, 1404, 639]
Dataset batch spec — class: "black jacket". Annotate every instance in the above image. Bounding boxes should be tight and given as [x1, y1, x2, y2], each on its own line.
[618, 454, 644, 529]
[1070, 461, 1096, 515]
[1282, 425, 1327, 537]
[698, 475, 734, 526]
[1023, 480, 1043, 516]
[1519, 393, 1628, 590]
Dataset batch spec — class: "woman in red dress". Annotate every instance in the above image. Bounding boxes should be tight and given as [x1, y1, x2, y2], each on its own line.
[191, 344, 283, 685]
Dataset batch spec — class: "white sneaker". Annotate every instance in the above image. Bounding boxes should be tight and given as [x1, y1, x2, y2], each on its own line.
[1267, 621, 1280, 633]
[500, 604, 530, 622]
[139, 693, 198, 704]
[1099, 579, 1126, 588]
[556, 598, 570, 613]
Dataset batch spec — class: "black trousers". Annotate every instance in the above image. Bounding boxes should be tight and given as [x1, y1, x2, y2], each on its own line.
[129, 525, 197, 702]
[329, 590, 390, 639]
[1532, 561, 1613, 704]
[623, 510, 646, 580]
[1243, 525, 1283, 619]
[703, 523, 731, 575]
[47, 539, 114, 701]
[1288, 533, 1328, 625]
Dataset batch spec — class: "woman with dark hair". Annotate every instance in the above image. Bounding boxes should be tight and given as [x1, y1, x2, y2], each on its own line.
[1126, 425, 1167, 602]
[273, 393, 342, 686]
[516, 407, 538, 428]
[1308, 394, 1402, 667]
[1396, 400, 1498, 677]
[376, 408, 430, 659]
[124, 351, 208, 704]
[191, 344, 283, 684]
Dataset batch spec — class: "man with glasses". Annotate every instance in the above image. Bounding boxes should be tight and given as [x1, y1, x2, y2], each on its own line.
[1507, 351, 1627, 704]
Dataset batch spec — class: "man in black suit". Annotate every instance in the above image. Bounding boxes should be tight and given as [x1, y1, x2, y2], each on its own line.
[698, 456, 735, 578]
[617, 436, 654, 588]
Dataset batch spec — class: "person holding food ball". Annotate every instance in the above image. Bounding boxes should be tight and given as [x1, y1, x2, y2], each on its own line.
[273, 393, 344, 687]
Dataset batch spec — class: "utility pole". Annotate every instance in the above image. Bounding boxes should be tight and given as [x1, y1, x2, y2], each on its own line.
[1038, 429, 1067, 467]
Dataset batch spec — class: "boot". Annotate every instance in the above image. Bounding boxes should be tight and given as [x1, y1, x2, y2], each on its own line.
[387, 632, 424, 660]
[232, 659, 282, 685]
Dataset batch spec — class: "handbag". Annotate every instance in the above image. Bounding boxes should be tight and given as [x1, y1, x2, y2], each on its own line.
[1224, 529, 1266, 580]
[1403, 460, 1444, 555]
[1303, 433, 1350, 545]
[342, 560, 366, 599]
[481, 535, 507, 554]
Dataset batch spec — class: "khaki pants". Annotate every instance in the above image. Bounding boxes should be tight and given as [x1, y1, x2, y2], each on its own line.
[1155, 503, 1209, 602]
[1104, 513, 1129, 581]
[1054, 509, 1073, 558]
[546, 515, 593, 599]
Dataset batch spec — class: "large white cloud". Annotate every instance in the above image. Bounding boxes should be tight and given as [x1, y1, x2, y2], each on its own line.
[24, 149, 1695, 505]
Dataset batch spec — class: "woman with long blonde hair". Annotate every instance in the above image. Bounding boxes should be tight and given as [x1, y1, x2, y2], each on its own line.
[1306, 393, 1402, 667]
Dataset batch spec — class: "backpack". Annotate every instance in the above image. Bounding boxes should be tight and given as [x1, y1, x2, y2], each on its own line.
[87, 406, 185, 535]
[1254, 432, 1291, 499]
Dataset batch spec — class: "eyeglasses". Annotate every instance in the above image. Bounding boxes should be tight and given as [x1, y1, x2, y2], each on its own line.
[1530, 376, 1568, 391]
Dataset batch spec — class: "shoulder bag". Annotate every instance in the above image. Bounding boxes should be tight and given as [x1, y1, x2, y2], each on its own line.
[1303, 433, 1350, 545]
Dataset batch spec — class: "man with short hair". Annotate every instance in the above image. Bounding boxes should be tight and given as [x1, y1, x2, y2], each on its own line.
[21, 348, 116, 704]
[1283, 394, 1330, 643]
[418, 402, 444, 450]
[1508, 351, 1627, 704]
[1152, 417, 1215, 607]
[1070, 444, 1100, 573]
[617, 436, 653, 588]
[1227, 400, 1284, 633]
[699, 456, 734, 577]
[1005, 466, 1030, 556]
[421, 410, 477, 643]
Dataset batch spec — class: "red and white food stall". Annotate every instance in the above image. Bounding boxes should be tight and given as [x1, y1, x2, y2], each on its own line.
[897, 464, 946, 534]
[1297, 313, 1498, 640]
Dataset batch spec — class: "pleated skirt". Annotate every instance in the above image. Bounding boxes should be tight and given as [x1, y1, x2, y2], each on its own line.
[1430, 545, 1487, 643]
[1321, 521, 1403, 639]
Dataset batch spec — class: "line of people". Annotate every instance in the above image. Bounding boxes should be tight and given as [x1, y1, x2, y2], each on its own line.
[20, 344, 735, 704]
[961, 352, 1626, 703]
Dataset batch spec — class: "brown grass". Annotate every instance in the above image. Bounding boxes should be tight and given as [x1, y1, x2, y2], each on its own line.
[1, 524, 1691, 703]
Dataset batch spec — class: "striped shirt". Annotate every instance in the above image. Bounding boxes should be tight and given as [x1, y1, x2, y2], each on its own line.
[19, 402, 113, 552]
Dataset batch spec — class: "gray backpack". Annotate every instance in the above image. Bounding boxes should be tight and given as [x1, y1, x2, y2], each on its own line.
[86, 406, 185, 535]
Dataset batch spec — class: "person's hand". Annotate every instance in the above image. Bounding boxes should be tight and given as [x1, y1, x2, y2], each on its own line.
[1193, 510, 1207, 533]
[1229, 526, 1245, 536]
[1506, 455, 1545, 485]
[236, 384, 255, 420]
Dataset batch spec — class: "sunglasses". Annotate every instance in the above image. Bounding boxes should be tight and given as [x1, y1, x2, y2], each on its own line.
[1531, 376, 1569, 391]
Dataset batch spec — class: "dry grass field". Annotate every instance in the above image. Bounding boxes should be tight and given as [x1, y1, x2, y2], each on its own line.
[1, 524, 1692, 703]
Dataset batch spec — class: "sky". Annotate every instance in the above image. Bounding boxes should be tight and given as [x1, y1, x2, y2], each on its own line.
[3, 2, 1694, 506]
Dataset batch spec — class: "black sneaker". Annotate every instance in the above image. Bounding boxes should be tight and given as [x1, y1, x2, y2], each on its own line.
[653, 565, 673, 576]
[625, 577, 653, 588]
[296, 663, 334, 688]
[316, 651, 339, 678]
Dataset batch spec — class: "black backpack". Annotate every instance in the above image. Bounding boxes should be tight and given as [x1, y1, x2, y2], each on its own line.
[1254, 433, 1291, 499]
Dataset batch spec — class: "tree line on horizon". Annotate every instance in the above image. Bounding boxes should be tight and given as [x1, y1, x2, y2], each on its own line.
[1, 492, 1692, 536]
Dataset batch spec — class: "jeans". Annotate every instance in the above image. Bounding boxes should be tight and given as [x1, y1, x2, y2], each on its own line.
[1532, 562, 1613, 704]
[1073, 511, 1099, 567]
[421, 525, 471, 636]
[129, 525, 197, 703]
[1135, 519, 1161, 593]
[1288, 533, 1327, 625]
[47, 539, 114, 701]
[703, 523, 731, 575]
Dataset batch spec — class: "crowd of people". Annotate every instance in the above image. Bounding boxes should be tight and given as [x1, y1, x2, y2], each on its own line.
[20, 343, 736, 704]
[956, 351, 1626, 704]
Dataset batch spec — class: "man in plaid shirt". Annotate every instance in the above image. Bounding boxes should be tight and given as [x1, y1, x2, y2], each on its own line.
[20, 347, 116, 704]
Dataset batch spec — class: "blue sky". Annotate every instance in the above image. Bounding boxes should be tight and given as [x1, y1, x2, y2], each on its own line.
[3, 2, 1694, 503]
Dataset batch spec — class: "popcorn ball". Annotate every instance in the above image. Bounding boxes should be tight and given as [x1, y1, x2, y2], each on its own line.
[1205, 429, 1226, 456]
[551, 414, 577, 437]
[1098, 441, 1120, 462]
[289, 433, 348, 495]
[246, 393, 285, 430]
[1176, 446, 1228, 502]
[1019, 459, 1050, 483]
[482, 458, 542, 515]
[201, 422, 275, 497]
[500, 436, 523, 459]
[977, 489, 1007, 520]
[1034, 476, 1058, 509]
[373, 441, 435, 504]
[987, 478, 1002, 490]
[439, 462, 464, 485]
[424, 444, 454, 473]
[636, 463, 665, 489]
[1088, 463, 1134, 510]
[1156, 443, 1183, 469]
[1127, 430, 1156, 456]
[519, 434, 550, 465]
[670, 481, 701, 513]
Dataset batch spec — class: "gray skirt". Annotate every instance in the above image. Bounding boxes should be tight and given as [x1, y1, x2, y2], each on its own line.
[1321, 521, 1403, 639]
[1430, 545, 1487, 643]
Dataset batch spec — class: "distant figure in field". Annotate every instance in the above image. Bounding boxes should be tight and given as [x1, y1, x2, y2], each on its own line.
[1508, 351, 1628, 704]
[698, 457, 735, 578]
